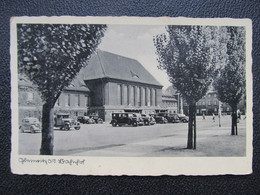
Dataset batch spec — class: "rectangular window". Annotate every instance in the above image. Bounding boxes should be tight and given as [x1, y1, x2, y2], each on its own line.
[214, 100, 217, 105]
[66, 94, 70, 107]
[27, 92, 34, 102]
[133, 86, 136, 106]
[76, 94, 80, 107]
[136, 87, 141, 106]
[85, 95, 89, 107]
[155, 89, 157, 106]
[127, 85, 130, 105]
[118, 84, 123, 105]
[208, 101, 211, 105]
[123, 85, 128, 105]
[150, 89, 153, 106]
[147, 88, 150, 106]
[203, 101, 205, 105]
[145, 88, 147, 106]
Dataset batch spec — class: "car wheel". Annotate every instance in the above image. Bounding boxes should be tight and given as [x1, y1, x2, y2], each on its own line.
[112, 121, 117, 127]
[64, 124, 70, 131]
[30, 126, 35, 133]
[74, 127, 80, 130]
[144, 121, 149, 125]
[19, 126, 24, 133]
[132, 121, 137, 127]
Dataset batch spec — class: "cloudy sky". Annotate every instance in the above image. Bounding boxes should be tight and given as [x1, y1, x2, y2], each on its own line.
[98, 24, 172, 89]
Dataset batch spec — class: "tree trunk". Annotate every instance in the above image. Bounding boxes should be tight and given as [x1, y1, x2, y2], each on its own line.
[40, 102, 54, 155]
[231, 105, 238, 136]
[187, 103, 196, 149]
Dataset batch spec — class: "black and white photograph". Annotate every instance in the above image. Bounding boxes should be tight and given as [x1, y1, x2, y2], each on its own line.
[10, 16, 252, 175]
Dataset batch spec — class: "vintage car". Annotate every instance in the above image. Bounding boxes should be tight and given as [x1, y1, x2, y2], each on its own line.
[88, 113, 103, 124]
[155, 113, 180, 123]
[154, 114, 168, 124]
[77, 116, 95, 124]
[141, 114, 156, 125]
[110, 112, 144, 127]
[20, 117, 41, 133]
[168, 113, 181, 123]
[177, 114, 189, 123]
[54, 113, 80, 130]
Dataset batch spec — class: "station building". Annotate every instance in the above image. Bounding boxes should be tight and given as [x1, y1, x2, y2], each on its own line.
[18, 50, 164, 122]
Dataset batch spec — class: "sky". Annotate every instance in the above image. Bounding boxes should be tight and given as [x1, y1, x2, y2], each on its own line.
[98, 24, 172, 89]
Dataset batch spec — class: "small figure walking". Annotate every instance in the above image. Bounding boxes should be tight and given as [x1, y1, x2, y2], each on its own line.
[203, 113, 205, 120]
[212, 113, 215, 122]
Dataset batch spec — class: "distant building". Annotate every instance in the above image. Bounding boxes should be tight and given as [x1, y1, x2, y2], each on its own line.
[160, 90, 178, 114]
[183, 87, 246, 116]
[18, 73, 91, 123]
[161, 86, 183, 114]
[195, 90, 220, 115]
[18, 50, 163, 122]
[18, 75, 43, 122]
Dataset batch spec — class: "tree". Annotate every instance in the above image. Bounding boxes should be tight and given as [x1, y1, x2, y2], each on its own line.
[18, 24, 107, 155]
[154, 26, 215, 149]
[213, 26, 246, 135]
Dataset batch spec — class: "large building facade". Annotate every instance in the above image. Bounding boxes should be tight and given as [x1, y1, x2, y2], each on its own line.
[18, 50, 164, 122]
[78, 50, 163, 121]
[183, 88, 246, 116]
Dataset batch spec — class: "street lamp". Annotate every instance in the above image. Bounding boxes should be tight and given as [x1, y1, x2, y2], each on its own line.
[218, 101, 222, 127]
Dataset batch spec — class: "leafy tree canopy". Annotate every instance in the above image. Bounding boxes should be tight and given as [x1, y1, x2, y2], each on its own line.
[18, 24, 107, 105]
[213, 26, 246, 108]
[154, 25, 216, 105]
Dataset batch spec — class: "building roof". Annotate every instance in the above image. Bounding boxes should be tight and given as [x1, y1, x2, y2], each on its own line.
[80, 50, 162, 87]
[163, 85, 178, 96]
[18, 74, 35, 88]
[19, 73, 90, 93]
[64, 75, 90, 92]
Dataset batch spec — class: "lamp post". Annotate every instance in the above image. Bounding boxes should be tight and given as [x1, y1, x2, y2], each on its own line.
[218, 101, 222, 127]
[177, 93, 180, 114]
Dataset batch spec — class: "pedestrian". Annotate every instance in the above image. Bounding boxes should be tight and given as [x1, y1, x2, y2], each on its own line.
[212, 113, 215, 122]
[203, 113, 205, 119]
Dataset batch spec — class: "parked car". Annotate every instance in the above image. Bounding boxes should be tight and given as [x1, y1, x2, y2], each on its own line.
[55, 113, 80, 130]
[155, 113, 180, 123]
[167, 113, 180, 123]
[177, 114, 189, 123]
[20, 117, 41, 133]
[154, 114, 168, 124]
[141, 114, 156, 125]
[110, 112, 144, 127]
[88, 113, 103, 124]
[77, 116, 95, 124]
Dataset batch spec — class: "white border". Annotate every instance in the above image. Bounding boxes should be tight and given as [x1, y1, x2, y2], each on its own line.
[10, 16, 253, 176]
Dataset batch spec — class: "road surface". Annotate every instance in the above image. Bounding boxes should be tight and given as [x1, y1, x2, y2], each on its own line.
[18, 115, 246, 156]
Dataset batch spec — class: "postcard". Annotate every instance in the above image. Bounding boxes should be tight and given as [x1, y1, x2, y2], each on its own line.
[10, 16, 253, 175]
